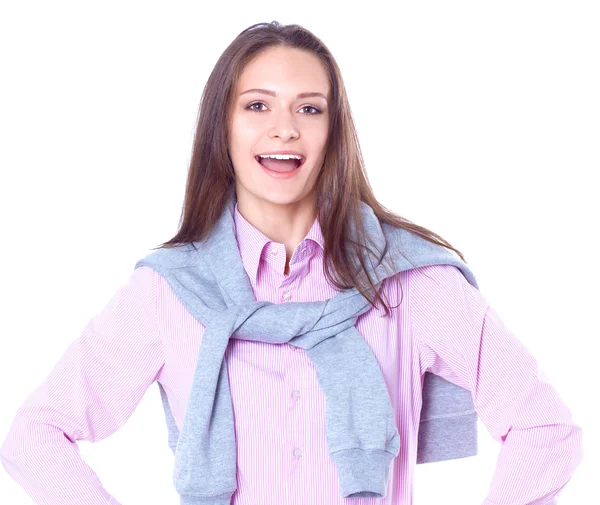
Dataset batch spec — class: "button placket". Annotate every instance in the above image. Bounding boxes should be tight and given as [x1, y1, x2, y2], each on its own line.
[287, 363, 305, 468]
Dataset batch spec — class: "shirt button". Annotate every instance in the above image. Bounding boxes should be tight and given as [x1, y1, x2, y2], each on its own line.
[271, 246, 278, 255]
[292, 390, 301, 399]
[282, 291, 291, 301]
[294, 448, 303, 458]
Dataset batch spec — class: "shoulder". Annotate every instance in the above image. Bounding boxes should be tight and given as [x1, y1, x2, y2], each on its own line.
[405, 263, 474, 295]
[130, 264, 157, 286]
[111, 266, 158, 319]
[405, 264, 489, 336]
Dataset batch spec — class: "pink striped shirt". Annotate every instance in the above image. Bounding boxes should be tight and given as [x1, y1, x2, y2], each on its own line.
[0, 203, 583, 504]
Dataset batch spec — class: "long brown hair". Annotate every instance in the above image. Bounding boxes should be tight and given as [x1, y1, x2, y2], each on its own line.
[156, 21, 468, 317]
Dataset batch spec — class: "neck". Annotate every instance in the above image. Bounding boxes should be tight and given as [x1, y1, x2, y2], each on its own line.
[236, 192, 318, 270]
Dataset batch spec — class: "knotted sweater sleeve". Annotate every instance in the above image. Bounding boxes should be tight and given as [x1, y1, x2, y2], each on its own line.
[0, 266, 165, 505]
[409, 264, 583, 505]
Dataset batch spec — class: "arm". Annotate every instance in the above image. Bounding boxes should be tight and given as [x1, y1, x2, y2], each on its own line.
[409, 264, 583, 505]
[0, 266, 165, 505]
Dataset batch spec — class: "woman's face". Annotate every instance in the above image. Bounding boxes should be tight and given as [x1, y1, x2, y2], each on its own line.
[228, 46, 330, 210]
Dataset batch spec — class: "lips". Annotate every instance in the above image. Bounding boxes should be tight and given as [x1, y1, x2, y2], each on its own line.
[255, 155, 305, 172]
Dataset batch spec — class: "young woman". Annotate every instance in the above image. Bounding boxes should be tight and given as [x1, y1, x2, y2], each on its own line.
[0, 21, 582, 505]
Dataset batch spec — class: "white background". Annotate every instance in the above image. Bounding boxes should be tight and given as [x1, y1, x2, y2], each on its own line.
[0, 1, 597, 504]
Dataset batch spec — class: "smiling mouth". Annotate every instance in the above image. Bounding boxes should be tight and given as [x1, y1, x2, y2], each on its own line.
[255, 156, 305, 172]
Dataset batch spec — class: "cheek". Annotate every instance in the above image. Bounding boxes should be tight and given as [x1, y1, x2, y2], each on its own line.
[232, 123, 262, 151]
[230, 114, 252, 136]
[306, 126, 328, 149]
[235, 113, 263, 133]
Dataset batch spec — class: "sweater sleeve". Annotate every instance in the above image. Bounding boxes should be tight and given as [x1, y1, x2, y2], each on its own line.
[409, 264, 583, 505]
[0, 266, 165, 505]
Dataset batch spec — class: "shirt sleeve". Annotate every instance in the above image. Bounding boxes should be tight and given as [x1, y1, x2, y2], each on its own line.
[0, 266, 165, 505]
[409, 264, 583, 505]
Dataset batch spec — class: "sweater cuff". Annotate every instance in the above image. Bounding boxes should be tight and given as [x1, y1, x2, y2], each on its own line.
[416, 410, 478, 464]
[329, 448, 396, 498]
[180, 492, 234, 505]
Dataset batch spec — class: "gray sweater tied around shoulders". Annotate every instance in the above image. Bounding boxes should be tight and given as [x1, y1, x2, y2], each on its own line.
[135, 189, 479, 505]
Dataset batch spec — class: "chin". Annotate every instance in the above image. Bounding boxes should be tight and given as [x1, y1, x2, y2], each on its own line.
[256, 193, 304, 206]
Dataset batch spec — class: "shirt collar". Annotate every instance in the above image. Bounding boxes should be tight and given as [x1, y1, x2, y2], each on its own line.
[233, 202, 325, 284]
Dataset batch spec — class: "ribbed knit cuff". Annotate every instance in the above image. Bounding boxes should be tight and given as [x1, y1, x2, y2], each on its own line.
[416, 410, 478, 464]
[180, 492, 234, 505]
[329, 448, 395, 498]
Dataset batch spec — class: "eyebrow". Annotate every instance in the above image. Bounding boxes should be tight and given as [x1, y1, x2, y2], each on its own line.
[239, 88, 327, 100]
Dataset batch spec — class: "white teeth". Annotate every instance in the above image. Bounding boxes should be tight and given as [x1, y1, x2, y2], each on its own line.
[258, 154, 302, 160]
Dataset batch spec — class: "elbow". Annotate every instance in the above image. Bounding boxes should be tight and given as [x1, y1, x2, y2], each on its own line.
[537, 421, 584, 472]
[567, 422, 584, 470]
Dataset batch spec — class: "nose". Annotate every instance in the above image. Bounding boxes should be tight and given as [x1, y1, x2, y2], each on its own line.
[268, 108, 299, 141]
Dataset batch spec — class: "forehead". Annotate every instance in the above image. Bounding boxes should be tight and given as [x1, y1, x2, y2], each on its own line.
[236, 46, 330, 97]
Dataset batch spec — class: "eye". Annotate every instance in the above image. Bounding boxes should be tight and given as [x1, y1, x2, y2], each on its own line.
[245, 102, 322, 115]
[247, 102, 267, 112]
[299, 105, 322, 115]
